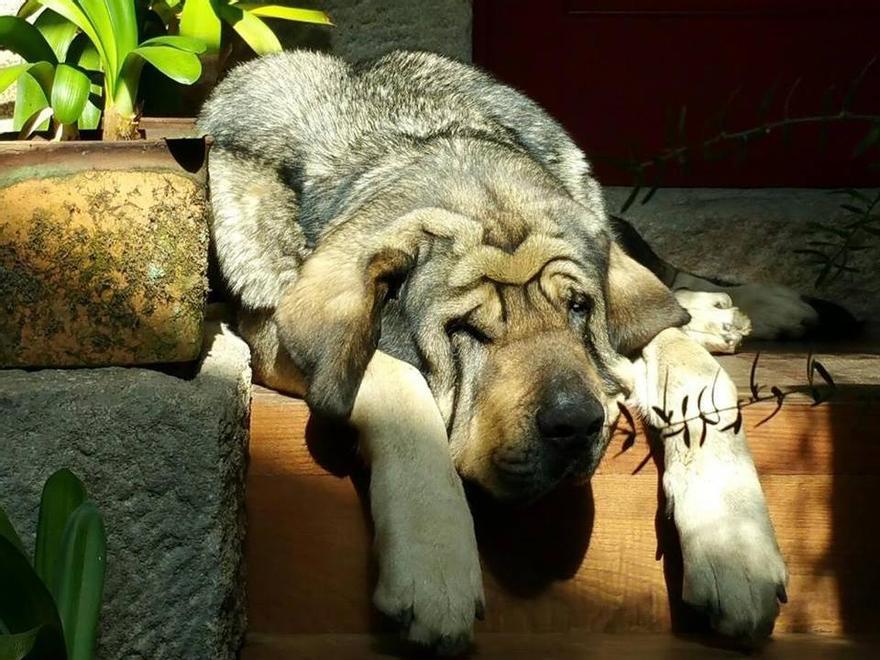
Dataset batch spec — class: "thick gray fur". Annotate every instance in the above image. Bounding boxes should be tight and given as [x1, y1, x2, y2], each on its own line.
[198, 50, 607, 311]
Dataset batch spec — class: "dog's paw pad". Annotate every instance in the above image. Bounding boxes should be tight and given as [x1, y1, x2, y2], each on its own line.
[372, 484, 484, 653]
[681, 519, 788, 641]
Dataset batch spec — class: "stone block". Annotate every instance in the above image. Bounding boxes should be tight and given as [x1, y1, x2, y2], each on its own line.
[0, 323, 251, 659]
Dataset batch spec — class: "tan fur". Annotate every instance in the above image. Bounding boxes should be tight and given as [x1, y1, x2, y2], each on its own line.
[454, 328, 603, 497]
[630, 328, 787, 637]
[274, 242, 413, 418]
[449, 235, 578, 287]
[237, 309, 307, 397]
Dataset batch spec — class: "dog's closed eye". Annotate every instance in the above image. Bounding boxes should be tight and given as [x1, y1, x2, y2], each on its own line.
[446, 318, 492, 344]
[568, 291, 593, 317]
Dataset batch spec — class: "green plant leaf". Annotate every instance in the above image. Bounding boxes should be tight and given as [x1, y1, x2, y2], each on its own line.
[105, 0, 138, 67]
[218, 4, 281, 55]
[12, 72, 50, 132]
[0, 15, 57, 64]
[237, 4, 333, 25]
[0, 625, 41, 660]
[53, 502, 106, 660]
[51, 63, 90, 125]
[67, 33, 101, 71]
[0, 62, 53, 97]
[77, 98, 101, 130]
[34, 9, 80, 63]
[66, 34, 102, 130]
[179, 0, 223, 53]
[16, 0, 43, 19]
[26, 61, 55, 97]
[34, 468, 87, 589]
[77, 0, 118, 81]
[150, 0, 176, 24]
[0, 537, 66, 659]
[38, 0, 109, 85]
[0, 507, 24, 557]
[128, 46, 203, 84]
[140, 35, 208, 54]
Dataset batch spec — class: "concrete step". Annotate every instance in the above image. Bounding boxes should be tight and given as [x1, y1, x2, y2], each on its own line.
[245, 344, 880, 643]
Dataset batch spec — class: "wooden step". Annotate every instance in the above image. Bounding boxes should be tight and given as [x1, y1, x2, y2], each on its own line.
[241, 633, 880, 660]
[246, 345, 880, 641]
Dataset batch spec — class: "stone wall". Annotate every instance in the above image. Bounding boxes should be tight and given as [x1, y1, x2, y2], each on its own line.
[604, 187, 880, 330]
[0, 324, 251, 660]
[283, 0, 473, 63]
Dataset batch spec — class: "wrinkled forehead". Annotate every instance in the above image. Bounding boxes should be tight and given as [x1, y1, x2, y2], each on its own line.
[416, 201, 610, 288]
[401, 208, 611, 336]
[447, 233, 607, 288]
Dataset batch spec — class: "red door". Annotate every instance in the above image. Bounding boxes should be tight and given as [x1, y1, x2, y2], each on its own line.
[473, 1, 880, 187]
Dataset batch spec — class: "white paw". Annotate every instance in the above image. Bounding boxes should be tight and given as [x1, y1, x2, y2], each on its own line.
[680, 517, 788, 640]
[675, 290, 752, 354]
[728, 284, 818, 340]
[372, 469, 484, 655]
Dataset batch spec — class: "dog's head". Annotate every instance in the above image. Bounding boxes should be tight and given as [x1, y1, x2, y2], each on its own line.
[276, 175, 687, 501]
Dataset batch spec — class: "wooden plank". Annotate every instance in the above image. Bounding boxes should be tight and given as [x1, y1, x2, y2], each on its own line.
[242, 632, 880, 660]
[246, 470, 880, 635]
[247, 349, 880, 637]
[246, 474, 377, 636]
[716, 349, 880, 391]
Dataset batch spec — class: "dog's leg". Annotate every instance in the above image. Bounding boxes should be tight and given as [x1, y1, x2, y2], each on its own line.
[610, 215, 823, 342]
[672, 272, 819, 341]
[352, 350, 484, 654]
[241, 311, 484, 652]
[630, 327, 788, 640]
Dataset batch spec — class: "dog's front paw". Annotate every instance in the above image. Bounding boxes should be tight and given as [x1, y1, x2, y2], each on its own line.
[372, 472, 484, 655]
[674, 290, 752, 353]
[679, 518, 788, 641]
[728, 283, 818, 340]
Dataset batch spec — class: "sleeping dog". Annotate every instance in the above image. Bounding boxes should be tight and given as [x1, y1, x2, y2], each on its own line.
[198, 50, 831, 653]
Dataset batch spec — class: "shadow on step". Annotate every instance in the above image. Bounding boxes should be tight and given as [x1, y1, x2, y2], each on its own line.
[656, 388, 880, 639]
[466, 482, 595, 597]
[828, 396, 880, 635]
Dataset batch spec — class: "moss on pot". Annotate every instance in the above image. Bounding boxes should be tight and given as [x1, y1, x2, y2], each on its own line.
[0, 168, 209, 367]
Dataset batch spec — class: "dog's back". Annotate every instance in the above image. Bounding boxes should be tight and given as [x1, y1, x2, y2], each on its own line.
[201, 50, 593, 187]
[199, 50, 608, 310]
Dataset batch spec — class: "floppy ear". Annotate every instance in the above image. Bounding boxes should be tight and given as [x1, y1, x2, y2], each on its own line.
[274, 244, 414, 419]
[606, 242, 690, 356]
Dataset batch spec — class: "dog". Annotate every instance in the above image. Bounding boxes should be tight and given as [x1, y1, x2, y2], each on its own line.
[197, 49, 834, 653]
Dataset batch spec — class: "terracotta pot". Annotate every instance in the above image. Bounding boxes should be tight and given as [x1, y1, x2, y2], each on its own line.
[0, 136, 210, 367]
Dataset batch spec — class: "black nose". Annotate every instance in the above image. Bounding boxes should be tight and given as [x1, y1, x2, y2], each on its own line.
[536, 391, 605, 450]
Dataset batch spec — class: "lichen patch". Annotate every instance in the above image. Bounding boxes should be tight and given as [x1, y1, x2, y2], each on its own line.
[0, 169, 209, 367]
